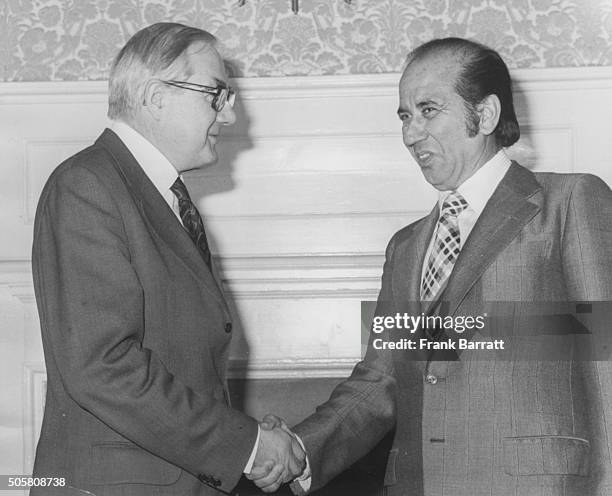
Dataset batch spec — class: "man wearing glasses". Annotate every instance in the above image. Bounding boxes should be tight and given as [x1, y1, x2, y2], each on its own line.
[31, 23, 305, 495]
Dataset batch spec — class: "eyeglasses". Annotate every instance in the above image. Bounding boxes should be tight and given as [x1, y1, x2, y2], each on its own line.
[161, 80, 236, 112]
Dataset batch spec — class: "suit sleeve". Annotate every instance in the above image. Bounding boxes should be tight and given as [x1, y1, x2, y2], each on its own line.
[290, 236, 399, 493]
[32, 163, 258, 492]
[560, 174, 612, 492]
[561, 173, 612, 300]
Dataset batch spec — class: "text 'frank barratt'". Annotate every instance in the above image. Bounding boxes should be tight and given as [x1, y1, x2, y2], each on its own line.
[372, 337, 505, 351]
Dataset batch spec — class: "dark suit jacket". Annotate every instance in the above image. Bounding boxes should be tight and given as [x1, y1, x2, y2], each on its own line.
[293, 163, 612, 496]
[31, 129, 258, 495]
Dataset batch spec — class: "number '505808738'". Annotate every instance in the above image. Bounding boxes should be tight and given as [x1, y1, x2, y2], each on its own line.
[4, 476, 66, 488]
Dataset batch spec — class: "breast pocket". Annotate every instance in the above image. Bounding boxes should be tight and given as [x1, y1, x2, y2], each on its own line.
[502, 240, 551, 268]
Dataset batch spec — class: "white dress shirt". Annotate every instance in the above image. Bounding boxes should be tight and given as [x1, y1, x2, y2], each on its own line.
[109, 120, 261, 474]
[110, 120, 181, 220]
[421, 149, 512, 283]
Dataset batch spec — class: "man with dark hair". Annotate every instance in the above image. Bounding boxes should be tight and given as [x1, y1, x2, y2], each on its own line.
[408, 37, 521, 147]
[250, 37, 612, 495]
[31, 22, 304, 495]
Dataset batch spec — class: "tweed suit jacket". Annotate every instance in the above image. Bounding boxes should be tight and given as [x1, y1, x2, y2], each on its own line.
[292, 162, 612, 496]
[31, 129, 258, 496]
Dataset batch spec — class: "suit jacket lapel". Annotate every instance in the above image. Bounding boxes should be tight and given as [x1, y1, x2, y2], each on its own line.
[392, 208, 439, 304]
[95, 129, 228, 308]
[440, 162, 542, 315]
[387, 210, 438, 368]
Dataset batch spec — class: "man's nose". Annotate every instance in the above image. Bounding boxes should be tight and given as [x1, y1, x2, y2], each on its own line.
[216, 102, 236, 126]
[402, 117, 427, 147]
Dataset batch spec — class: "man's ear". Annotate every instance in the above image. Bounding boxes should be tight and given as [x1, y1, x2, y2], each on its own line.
[477, 94, 501, 136]
[142, 79, 165, 120]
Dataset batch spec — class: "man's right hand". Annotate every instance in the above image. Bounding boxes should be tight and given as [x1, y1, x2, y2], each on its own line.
[248, 417, 306, 492]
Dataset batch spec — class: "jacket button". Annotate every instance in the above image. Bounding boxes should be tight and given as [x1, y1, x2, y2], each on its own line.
[425, 374, 438, 385]
[224, 322, 232, 333]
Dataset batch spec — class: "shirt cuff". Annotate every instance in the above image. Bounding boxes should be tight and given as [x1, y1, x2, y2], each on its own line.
[243, 425, 261, 474]
[293, 434, 312, 491]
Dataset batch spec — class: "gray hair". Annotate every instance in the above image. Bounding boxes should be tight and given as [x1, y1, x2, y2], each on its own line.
[108, 22, 216, 120]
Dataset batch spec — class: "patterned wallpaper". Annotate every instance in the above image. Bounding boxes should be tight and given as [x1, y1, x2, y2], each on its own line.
[2, 0, 612, 81]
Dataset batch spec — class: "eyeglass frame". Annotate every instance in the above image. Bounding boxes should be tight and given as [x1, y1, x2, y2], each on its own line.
[160, 79, 235, 112]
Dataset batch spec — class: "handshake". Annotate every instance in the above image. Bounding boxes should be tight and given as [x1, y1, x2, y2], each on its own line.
[248, 414, 309, 492]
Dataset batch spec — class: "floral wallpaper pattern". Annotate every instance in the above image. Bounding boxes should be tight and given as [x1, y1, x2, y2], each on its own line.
[2, 0, 612, 81]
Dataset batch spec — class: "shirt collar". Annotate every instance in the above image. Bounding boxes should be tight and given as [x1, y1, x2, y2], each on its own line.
[110, 120, 179, 194]
[438, 149, 512, 217]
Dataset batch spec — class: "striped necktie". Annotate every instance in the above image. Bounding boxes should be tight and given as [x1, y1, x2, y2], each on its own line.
[170, 177, 212, 269]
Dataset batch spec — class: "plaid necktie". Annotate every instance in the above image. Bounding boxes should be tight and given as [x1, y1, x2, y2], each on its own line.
[421, 192, 468, 301]
[170, 177, 212, 269]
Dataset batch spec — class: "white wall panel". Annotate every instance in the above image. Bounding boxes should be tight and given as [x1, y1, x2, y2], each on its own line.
[1, 68, 611, 475]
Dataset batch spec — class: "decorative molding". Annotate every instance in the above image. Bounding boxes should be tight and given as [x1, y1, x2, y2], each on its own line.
[228, 357, 360, 379]
[0, 260, 32, 280]
[226, 286, 378, 300]
[0, 81, 109, 104]
[510, 67, 612, 90]
[23, 362, 46, 473]
[205, 210, 426, 222]
[0, 261, 35, 304]
[0, 254, 384, 301]
[7, 287, 36, 305]
[2, 67, 612, 103]
[20, 357, 358, 387]
[219, 253, 382, 299]
[220, 253, 381, 269]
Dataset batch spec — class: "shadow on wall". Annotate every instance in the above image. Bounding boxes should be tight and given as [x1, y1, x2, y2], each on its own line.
[184, 83, 255, 199]
[505, 80, 538, 169]
[183, 83, 255, 417]
[229, 377, 395, 496]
